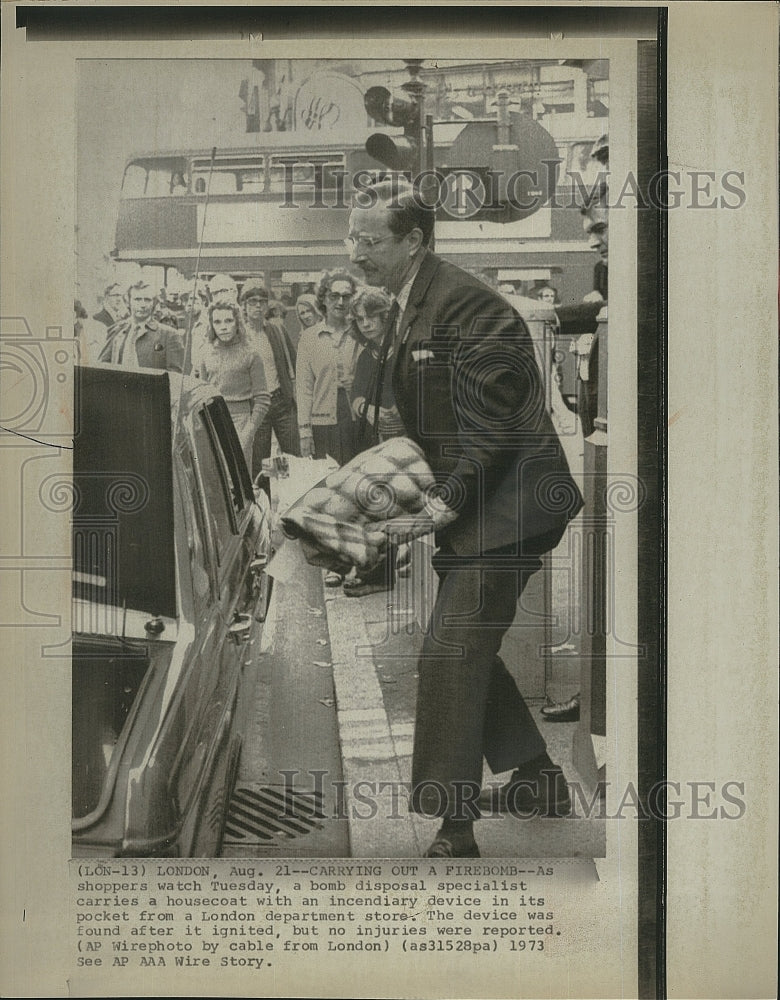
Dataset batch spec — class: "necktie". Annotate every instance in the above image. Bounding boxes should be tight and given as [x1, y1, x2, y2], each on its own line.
[362, 300, 400, 446]
[114, 327, 127, 365]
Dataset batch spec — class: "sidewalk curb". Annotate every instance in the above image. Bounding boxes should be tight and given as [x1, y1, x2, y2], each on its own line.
[323, 583, 420, 858]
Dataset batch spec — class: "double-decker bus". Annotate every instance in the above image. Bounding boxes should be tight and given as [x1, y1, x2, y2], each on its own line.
[111, 127, 604, 304]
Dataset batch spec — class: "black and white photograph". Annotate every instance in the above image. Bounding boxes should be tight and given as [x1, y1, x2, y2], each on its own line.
[72, 52, 630, 863]
[1, 5, 777, 999]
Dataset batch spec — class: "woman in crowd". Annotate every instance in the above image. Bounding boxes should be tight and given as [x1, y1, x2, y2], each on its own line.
[349, 286, 404, 452]
[198, 302, 270, 468]
[341, 285, 406, 597]
[296, 270, 362, 466]
[296, 270, 362, 586]
[295, 293, 322, 331]
[283, 292, 321, 350]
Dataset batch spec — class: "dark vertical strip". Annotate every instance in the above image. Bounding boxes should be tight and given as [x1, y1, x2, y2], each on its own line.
[16, 6, 661, 41]
[637, 17, 667, 1000]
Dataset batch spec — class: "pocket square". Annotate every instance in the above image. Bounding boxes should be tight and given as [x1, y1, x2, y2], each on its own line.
[412, 349, 435, 362]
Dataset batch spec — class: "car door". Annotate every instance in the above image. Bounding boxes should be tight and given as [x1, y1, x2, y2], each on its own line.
[172, 397, 263, 852]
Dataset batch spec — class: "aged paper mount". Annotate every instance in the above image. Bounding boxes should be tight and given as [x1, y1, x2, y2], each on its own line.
[0, 3, 777, 998]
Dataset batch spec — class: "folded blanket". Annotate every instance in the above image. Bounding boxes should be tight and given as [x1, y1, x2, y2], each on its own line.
[281, 437, 436, 573]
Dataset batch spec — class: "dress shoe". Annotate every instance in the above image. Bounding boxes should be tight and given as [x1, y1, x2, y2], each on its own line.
[423, 835, 481, 858]
[324, 570, 344, 587]
[478, 765, 572, 817]
[541, 694, 580, 722]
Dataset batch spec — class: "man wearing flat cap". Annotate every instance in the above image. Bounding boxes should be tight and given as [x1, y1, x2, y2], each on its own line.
[240, 278, 300, 474]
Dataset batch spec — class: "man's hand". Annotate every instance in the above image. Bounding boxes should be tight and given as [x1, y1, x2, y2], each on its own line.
[382, 496, 458, 545]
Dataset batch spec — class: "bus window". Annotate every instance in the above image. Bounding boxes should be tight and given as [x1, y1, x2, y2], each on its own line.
[192, 156, 264, 196]
[121, 158, 189, 198]
[196, 170, 238, 195]
[267, 155, 345, 194]
[122, 163, 149, 198]
[146, 168, 171, 198]
[236, 169, 264, 193]
[269, 160, 312, 194]
[145, 170, 168, 197]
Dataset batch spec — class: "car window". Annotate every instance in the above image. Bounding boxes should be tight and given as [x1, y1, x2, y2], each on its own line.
[177, 442, 214, 610]
[191, 410, 236, 568]
[204, 399, 253, 516]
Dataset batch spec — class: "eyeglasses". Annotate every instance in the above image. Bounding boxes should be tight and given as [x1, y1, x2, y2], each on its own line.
[326, 291, 353, 301]
[343, 234, 394, 251]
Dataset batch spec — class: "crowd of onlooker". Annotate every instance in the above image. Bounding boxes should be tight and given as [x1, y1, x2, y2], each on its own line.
[76, 264, 602, 484]
[78, 266, 408, 595]
[78, 267, 402, 494]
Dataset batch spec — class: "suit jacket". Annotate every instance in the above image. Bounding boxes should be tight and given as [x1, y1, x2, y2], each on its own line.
[263, 318, 298, 406]
[389, 250, 583, 555]
[93, 308, 122, 328]
[98, 318, 184, 373]
[555, 300, 602, 339]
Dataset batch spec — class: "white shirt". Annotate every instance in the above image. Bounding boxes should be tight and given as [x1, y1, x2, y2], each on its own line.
[255, 329, 280, 394]
[112, 324, 143, 368]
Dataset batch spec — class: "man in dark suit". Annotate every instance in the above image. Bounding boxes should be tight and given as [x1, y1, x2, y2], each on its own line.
[92, 282, 127, 329]
[348, 181, 583, 857]
[98, 280, 183, 373]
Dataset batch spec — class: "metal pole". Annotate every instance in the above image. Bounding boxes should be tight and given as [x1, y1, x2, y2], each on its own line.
[425, 113, 435, 253]
[496, 91, 510, 145]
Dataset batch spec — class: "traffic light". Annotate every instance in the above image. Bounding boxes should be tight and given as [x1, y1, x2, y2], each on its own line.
[364, 84, 423, 174]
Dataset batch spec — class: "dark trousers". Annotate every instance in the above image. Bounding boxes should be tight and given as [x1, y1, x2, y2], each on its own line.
[311, 389, 355, 467]
[411, 536, 557, 818]
[252, 389, 300, 477]
[354, 543, 397, 586]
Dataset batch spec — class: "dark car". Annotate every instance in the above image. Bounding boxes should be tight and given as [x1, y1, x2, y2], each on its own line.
[72, 364, 272, 857]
